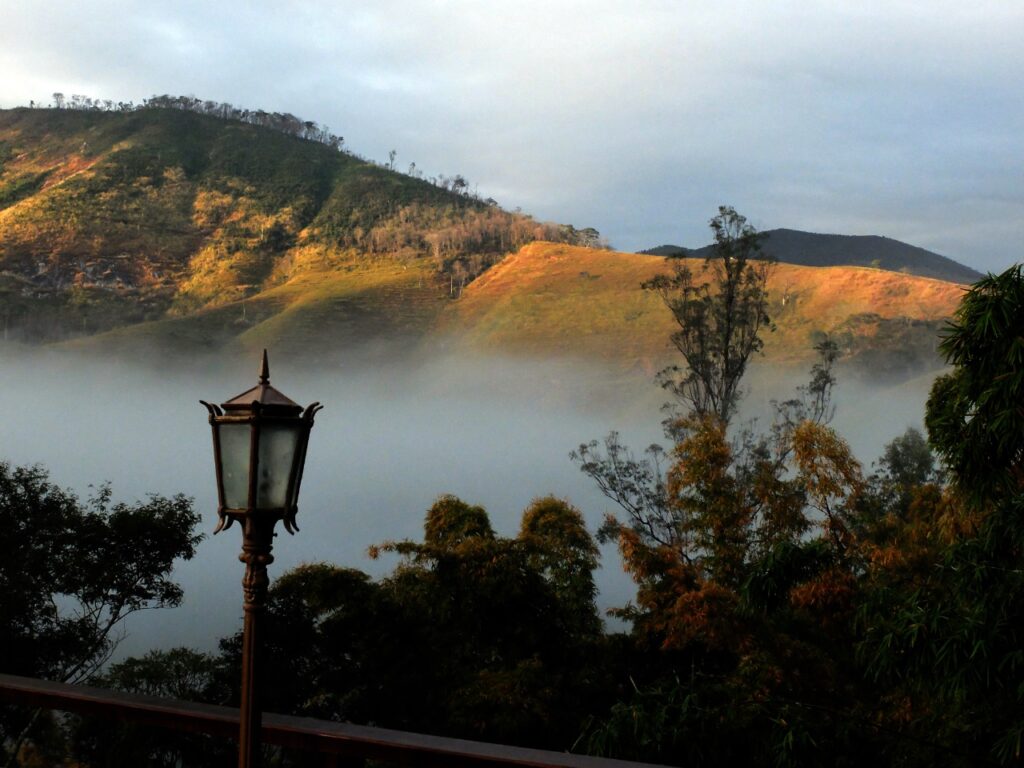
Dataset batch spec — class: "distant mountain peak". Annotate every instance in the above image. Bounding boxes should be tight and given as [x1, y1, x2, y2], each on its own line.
[640, 228, 981, 285]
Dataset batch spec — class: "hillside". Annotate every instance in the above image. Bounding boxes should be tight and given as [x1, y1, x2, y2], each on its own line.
[0, 106, 575, 347]
[642, 228, 981, 284]
[440, 243, 966, 380]
[0, 107, 970, 379]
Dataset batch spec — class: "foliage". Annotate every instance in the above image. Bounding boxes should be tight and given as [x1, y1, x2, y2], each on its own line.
[580, 408, 874, 765]
[365, 494, 606, 747]
[574, 269, 1024, 765]
[571, 212, 1016, 763]
[573, 336, 840, 557]
[92, 647, 228, 701]
[572, 327, 881, 765]
[863, 427, 939, 516]
[0, 461, 202, 762]
[643, 206, 774, 424]
[69, 649, 232, 768]
[195, 494, 607, 756]
[856, 264, 1024, 764]
[0, 463, 202, 684]
[141, 94, 346, 152]
[217, 564, 390, 723]
[925, 264, 1024, 503]
[519, 495, 601, 635]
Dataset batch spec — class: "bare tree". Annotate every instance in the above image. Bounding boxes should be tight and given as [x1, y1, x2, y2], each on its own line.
[643, 206, 774, 425]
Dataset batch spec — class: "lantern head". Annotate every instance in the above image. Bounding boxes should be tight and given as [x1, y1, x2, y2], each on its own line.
[202, 350, 322, 535]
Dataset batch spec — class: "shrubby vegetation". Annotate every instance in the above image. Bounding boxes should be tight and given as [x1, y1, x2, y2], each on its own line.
[2, 211, 1022, 766]
[568, 221, 1024, 765]
[2, 493, 611, 765]
[0, 464, 202, 764]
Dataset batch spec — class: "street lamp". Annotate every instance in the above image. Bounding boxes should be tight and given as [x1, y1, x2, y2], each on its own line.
[201, 350, 322, 768]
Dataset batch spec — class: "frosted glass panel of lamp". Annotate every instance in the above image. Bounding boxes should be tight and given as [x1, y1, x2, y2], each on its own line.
[256, 423, 300, 509]
[218, 423, 252, 509]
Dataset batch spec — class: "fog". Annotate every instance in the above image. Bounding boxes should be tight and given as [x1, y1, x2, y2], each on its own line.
[0, 346, 939, 660]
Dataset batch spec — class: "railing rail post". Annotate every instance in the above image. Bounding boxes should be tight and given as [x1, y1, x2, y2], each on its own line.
[0, 673, 671, 768]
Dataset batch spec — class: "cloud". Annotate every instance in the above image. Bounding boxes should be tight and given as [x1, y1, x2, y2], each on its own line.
[1, 0, 1022, 271]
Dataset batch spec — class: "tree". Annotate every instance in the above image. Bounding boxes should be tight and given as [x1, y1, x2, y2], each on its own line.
[572, 205, 879, 763]
[0, 463, 203, 683]
[861, 427, 939, 518]
[580, 411, 870, 766]
[367, 494, 605, 748]
[857, 265, 1024, 764]
[574, 337, 840, 560]
[70, 649, 232, 768]
[217, 563, 390, 727]
[0, 462, 202, 760]
[205, 495, 608, 753]
[643, 206, 774, 425]
[925, 264, 1024, 503]
[519, 496, 600, 628]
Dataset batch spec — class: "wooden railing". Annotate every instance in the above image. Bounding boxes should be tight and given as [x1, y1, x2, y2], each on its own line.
[0, 673, 667, 768]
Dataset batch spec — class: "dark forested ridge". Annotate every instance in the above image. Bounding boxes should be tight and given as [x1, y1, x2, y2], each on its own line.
[641, 228, 981, 284]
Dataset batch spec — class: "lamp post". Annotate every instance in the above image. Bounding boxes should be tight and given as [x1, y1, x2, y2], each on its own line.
[202, 350, 322, 768]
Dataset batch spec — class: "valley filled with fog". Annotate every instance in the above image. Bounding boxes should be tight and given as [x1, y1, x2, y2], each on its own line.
[0, 347, 941, 659]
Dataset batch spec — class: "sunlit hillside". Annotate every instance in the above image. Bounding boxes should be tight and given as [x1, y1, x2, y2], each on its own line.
[63, 256, 444, 362]
[0, 106, 575, 345]
[1, 107, 970, 379]
[439, 242, 966, 379]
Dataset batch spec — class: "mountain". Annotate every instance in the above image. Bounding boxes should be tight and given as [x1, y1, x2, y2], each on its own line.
[441, 242, 965, 381]
[0, 107, 968, 380]
[58, 241, 962, 382]
[0, 106, 578, 345]
[640, 244, 692, 257]
[641, 228, 982, 284]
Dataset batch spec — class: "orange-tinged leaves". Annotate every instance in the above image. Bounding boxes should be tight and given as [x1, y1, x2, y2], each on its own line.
[668, 416, 732, 492]
[662, 581, 748, 653]
[789, 568, 856, 631]
[792, 421, 864, 504]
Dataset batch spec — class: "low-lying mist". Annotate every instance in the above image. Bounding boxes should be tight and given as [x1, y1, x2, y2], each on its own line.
[0, 345, 941, 659]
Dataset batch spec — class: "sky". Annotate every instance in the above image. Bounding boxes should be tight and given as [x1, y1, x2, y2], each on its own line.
[1, 0, 1022, 273]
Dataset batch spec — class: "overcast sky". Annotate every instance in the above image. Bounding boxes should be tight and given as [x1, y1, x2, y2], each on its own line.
[1, 1, 1021, 272]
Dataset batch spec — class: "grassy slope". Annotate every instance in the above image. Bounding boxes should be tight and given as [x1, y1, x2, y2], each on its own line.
[48, 242, 965, 379]
[436, 242, 673, 373]
[63, 257, 446, 362]
[438, 242, 965, 375]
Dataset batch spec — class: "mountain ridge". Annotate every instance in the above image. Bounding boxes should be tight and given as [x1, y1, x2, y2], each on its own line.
[0, 107, 971, 381]
[0, 106, 582, 343]
[439, 242, 964, 381]
[640, 228, 981, 284]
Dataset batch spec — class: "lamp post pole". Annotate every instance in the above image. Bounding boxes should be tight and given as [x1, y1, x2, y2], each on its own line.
[237, 516, 274, 768]
[202, 351, 321, 768]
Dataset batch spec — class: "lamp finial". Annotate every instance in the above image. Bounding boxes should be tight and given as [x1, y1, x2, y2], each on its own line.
[259, 349, 270, 385]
